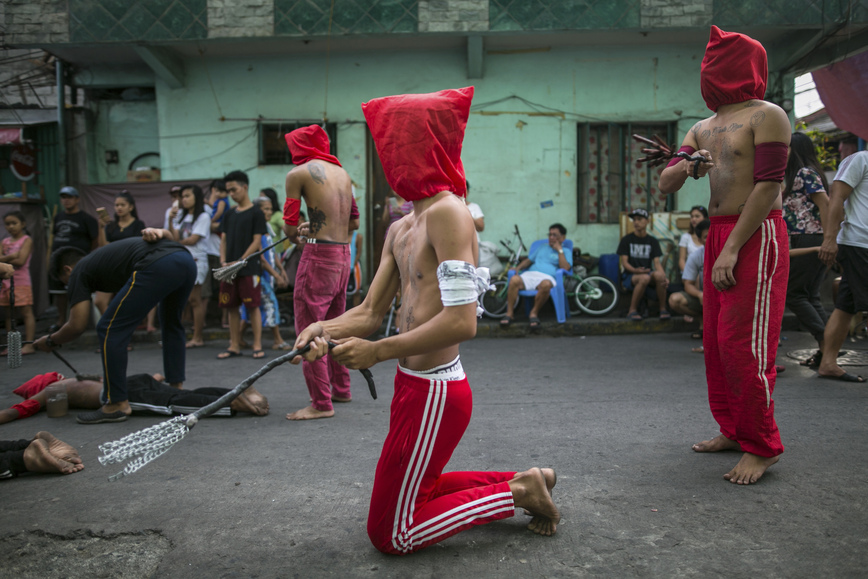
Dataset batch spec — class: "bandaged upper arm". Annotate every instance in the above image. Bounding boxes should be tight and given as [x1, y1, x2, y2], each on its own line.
[754, 141, 788, 184]
[437, 260, 492, 315]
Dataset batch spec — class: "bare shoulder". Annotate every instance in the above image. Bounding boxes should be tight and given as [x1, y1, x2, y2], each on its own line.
[426, 194, 475, 257]
[750, 101, 790, 142]
[428, 193, 473, 225]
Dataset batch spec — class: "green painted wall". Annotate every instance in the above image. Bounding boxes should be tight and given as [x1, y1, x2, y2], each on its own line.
[92, 100, 160, 184]
[152, 43, 739, 257]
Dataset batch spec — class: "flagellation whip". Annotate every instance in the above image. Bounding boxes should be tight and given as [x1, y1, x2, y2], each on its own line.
[632, 134, 709, 178]
[97, 342, 377, 481]
[212, 236, 288, 283]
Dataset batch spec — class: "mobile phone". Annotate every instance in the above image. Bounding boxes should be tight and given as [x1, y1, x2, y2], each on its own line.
[96, 207, 109, 220]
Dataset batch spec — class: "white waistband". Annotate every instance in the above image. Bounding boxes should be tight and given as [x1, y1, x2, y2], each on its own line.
[399, 355, 465, 382]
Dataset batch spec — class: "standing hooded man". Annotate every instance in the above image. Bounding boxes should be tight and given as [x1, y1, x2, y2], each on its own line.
[659, 26, 791, 484]
[291, 87, 560, 554]
[283, 125, 358, 420]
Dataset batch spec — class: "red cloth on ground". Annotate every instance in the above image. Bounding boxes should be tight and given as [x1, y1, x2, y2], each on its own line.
[753, 142, 788, 184]
[13, 372, 63, 398]
[361, 87, 473, 202]
[284, 125, 341, 167]
[11, 399, 41, 419]
[701, 26, 767, 112]
[367, 366, 515, 555]
[703, 211, 787, 457]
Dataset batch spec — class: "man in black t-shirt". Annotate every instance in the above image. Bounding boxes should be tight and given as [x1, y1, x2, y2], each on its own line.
[33, 230, 196, 424]
[617, 208, 670, 321]
[49, 186, 99, 328]
[218, 170, 268, 360]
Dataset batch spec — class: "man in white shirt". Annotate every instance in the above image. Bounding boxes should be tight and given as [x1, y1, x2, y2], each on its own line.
[817, 150, 868, 383]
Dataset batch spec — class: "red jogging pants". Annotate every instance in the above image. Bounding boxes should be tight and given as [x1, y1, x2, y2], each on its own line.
[367, 367, 516, 554]
[703, 211, 788, 458]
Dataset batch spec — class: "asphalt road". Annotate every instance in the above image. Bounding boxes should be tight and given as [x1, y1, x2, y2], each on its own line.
[1, 330, 866, 578]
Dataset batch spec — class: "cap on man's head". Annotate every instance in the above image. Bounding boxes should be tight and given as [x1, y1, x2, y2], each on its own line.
[59, 186, 79, 197]
[169, 185, 182, 195]
[629, 208, 650, 219]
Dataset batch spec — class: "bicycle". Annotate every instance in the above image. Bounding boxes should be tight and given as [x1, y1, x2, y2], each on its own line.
[480, 224, 618, 317]
[562, 267, 619, 316]
[480, 225, 526, 318]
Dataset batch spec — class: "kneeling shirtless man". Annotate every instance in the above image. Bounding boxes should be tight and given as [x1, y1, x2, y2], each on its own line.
[293, 87, 560, 554]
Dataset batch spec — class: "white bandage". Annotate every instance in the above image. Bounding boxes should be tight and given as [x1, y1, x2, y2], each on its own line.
[436, 260, 492, 317]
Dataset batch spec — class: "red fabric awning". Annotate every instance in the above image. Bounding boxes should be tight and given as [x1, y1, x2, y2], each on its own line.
[812, 51, 868, 141]
[0, 128, 22, 145]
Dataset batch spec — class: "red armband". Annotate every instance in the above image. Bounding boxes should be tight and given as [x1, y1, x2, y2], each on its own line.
[350, 197, 359, 220]
[283, 198, 301, 226]
[11, 399, 41, 419]
[754, 141, 788, 184]
[666, 146, 697, 168]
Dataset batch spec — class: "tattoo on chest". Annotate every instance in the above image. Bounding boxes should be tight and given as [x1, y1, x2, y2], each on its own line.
[308, 206, 326, 235]
[308, 163, 326, 185]
[701, 129, 711, 139]
[750, 111, 766, 128]
[743, 100, 761, 108]
[711, 122, 744, 135]
[692, 123, 701, 137]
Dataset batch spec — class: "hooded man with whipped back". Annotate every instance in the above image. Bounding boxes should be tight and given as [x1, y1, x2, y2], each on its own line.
[659, 26, 792, 485]
[291, 87, 561, 554]
[283, 125, 359, 421]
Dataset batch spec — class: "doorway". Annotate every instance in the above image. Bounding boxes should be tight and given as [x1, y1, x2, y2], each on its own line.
[366, 130, 391, 280]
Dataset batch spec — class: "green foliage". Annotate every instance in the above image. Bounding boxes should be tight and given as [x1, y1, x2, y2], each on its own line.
[795, 122, 838, 171]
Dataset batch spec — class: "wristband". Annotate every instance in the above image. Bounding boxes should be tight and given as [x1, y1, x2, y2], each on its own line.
[283, 198, 301, 226]
[46, 334, 58, 348]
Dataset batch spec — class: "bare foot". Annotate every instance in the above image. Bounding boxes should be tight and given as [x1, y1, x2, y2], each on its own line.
[231, 386, 269, 416]
[23, 439, 83, 474]
[185, 340, 205, 348]
[286, 405, 335, 420]
[152, 373, 165, 382]
[508, 468, 560, 536]
[35, 432, 82, 465]
[724, 452, 779, 485]
[21, 344, 36, 355]
[523, 467, 556, 515]
[692, 434, 741, 453]
[331, 396, 352, 403]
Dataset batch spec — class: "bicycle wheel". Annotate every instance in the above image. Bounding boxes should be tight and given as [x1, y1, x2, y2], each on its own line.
[573, 275, 618, 316]
[481, 279, 509, 318]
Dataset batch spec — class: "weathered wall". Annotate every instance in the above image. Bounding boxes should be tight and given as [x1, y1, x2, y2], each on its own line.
[91, 100, 160, 185]
[152, 43, 713, 257]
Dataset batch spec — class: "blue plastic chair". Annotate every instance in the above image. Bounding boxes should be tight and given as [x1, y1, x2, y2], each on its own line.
[507, 239, 573, 323]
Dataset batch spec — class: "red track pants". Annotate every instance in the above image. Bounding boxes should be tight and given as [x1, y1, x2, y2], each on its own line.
[367, 367, 516, 554]
[703, 211, 788, 458]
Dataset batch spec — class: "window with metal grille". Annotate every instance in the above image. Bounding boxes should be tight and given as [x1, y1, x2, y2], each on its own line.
[577, 122, 677, 224]
[258, 122, 338, 165]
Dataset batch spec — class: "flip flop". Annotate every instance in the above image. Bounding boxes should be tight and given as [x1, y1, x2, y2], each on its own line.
[186, 342, 205, 349]
[76, 409, 129, 424]
[529, 317, 541, 329]
[659, 310, 672, 320]
[818, 372, 865, 383]
[500, 316, 514, 327]
[692, 346, 704, 354]
[691, 330, 703, 340]
[799, 351, 822, 367]
[628, 311, 643, 321]
[217, 350, 243, 360]
[252, 350, 267, 359]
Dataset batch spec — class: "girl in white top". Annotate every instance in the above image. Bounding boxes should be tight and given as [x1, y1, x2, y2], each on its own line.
[678, 205, 709, 272]
[168, 184, 212, 348]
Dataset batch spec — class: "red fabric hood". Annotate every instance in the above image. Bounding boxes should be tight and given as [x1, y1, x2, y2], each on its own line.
[284, 125, 341, 167]
[700, 26, 767, 112]
[361, 86, 473, 201]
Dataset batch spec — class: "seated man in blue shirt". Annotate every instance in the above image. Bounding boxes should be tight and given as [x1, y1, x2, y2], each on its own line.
[502, 223, 572, 329]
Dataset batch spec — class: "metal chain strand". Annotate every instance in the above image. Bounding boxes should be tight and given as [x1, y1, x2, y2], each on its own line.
[98, 417, 190, 480]
[7, 330, 22, 369]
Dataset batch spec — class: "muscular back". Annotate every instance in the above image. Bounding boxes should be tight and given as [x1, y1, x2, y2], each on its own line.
[685, 100, 789, 216]
[285, 161, 354, 243]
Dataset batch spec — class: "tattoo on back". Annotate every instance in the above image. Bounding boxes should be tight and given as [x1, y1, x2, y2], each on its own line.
[308, 163, 326, 185]
[750, 111, 766, 128]
[308, 206, 326, 235]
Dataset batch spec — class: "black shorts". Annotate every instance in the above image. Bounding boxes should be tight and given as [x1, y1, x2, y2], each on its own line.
[835, 244, 868, 314]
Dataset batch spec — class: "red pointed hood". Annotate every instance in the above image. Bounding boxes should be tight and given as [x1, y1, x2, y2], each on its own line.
[284, 125, 341, 167]
[700, 26, 767, 112]
[361, 86, 473, 201]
